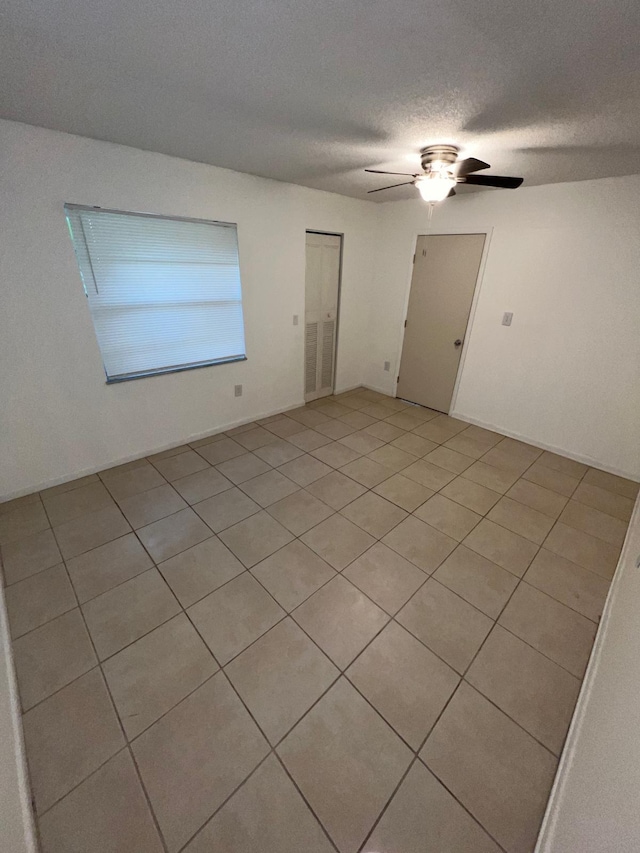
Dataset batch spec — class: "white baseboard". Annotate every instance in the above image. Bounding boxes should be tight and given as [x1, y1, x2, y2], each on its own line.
[1, 398, 304, 503]
[449, 410, 640, 483]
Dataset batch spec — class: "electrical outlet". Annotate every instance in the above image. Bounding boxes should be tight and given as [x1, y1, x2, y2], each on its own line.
[384, 361, 391, 372]
[502, 312, 513, 326]
[234, 384, 243, 397]
[292, 314, 299, 326]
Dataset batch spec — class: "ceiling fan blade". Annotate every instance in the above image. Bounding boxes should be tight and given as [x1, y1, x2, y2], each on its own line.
[459, 174, 523, 189]
[367, 181, 416, 193]
[365, 169, 419, 177]
[456, 157, 491, 175]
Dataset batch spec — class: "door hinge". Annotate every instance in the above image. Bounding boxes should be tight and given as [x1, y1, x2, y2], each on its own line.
[412, 253, 416, 264]
[404, 319, 407, 328]
[397, 375, 400, 383]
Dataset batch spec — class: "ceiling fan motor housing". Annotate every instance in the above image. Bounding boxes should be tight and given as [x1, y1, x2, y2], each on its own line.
[420, 144, 459, 173]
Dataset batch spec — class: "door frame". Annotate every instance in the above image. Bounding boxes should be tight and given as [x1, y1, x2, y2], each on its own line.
[395, 227, 494, 414]
[304, 229, 344, 401]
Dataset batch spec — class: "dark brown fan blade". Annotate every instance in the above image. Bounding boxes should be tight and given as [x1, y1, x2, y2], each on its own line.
[456, 157, 490, 175]
[367, 181, 416, 193]
[447, 187, 456, 198]
[365, 169, 419, 177]
[459, 175, 523, 189]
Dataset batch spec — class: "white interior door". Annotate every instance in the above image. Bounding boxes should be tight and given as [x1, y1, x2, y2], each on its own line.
[304, 232, 341, 401]
[397, 233, 486, 413]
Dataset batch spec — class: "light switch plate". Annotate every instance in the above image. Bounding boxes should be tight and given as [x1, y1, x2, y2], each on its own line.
[502, 312, 513, 326]
[384, 361, 391, 372]
[234, 384, 243, 397]
[293, 315, 299, 326]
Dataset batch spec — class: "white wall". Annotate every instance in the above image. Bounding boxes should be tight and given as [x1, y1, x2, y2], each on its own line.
[365, 176, 640, 480]
[0, 120, 376, 499]
[536, 494, 640, 852]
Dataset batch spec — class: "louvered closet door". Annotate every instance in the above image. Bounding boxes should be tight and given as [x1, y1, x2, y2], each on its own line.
[304, 232, 341, 401]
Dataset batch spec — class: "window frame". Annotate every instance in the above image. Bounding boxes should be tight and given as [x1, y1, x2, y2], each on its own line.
[65, 203, 247, 384]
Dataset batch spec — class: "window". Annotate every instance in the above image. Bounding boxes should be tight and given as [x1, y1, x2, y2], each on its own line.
[65, 205, 246, 382]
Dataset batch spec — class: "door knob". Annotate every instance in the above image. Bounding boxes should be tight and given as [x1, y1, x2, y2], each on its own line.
[454, 339, 462, 347]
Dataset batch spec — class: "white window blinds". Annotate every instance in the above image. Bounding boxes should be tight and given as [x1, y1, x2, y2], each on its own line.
[65, 205, 246, 382]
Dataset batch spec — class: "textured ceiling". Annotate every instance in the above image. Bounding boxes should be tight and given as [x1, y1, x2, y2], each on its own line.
[2, 0, 640, 201]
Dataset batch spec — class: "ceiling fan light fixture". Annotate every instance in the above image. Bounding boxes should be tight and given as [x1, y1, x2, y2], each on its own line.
[415, 171, 456, 202]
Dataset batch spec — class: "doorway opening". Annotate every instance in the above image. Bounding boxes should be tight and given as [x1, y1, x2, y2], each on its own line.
[304, 231, 343, 402]
[397, 233, 486, 413]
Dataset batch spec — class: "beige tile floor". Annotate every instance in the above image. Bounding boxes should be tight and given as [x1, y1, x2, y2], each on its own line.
[1, 388, 638, 853]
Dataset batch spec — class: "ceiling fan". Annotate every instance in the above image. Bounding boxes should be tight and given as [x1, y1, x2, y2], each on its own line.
[366, 144, 523, 201]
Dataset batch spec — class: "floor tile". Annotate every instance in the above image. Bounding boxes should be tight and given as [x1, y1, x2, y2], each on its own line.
[188, 572, 285, 664]
[366, 759, 501, 853]
[311, 441, 362, 469]
[481, 441, 541, 475]
[538, 451, 588, 479]
[339, 410, 377, 430]
[287, 428, 333, 451]
[315, 419, 357, 439]
[544, 521, 620, 578]
[300, 514, 375, 570]
[347, 621, 459, 749]
[402, 459, 456, 490]
[367, 445, 418, 472]
[572, 481, 635, 522]
[0, 500, 51, 544]
[391, 432, 438, 457]
[382, 516, 456, 573]
[82, 568, 180, 660]
[466, 625, 580, 754]
[292, 575, 389, 669]
[315, 401, 352, 419]
[464, 518, 538, 577]
[287, 408, 331, 429]
[13, 609, 97, 710]
[440, 476, 502, 515]
[194, 487, 260, 532]
[240, 470, 299, 508]
[267, 489, 334, 535]
[1, 528, 62, 585]
[306, 470, 367, 509]
[505, 478, 568, 519]
[196, 436, 247, 465]
[340, 456, 393, 488]
[226, 618, 338, 744]
[23, 669, 125, 814]
[150, 449, 209, 481]
[251, 540, 336, 611]
[434, 545, 518, 619]
[39, 475, 99, 499]
[341, 491, 407, 538]
[424, 445, 475, 474]
[132, 672, 269, 852]
[414, 494, 481, 541]
[499, 583, 597, 677]
[118, 483, 187, 528]
[38, 750, 163, 853]
[488, 496, 555, 544]
[384, 411, 426, 431]
[264, 416, 309, 438]
[412, 416, 468, 444]
[66, 533, 153, 603]
[226, 421, 259, 436]
[216, 452, 271, 484]
[103, 613, 218, 739]
[558, 499, 628, 547]
[364, 421, 405, 442]
[147, 444, 191, 462]
[396, 579, 492, 673]
[361, 402, 397, 420]
[159, 536, 244, 607]
[443, 433, 499, 460]
[253, 438, 305, 467]
[189, 432, 226, 449]
[582, 467, 639, 500]
[100, 462, 166, 500]
[5, 564, 76, 638]
[522, 460, 580, 497]
[278, 678, 412, 853]
[42, 481, 115, 527]
[137, 507, 212, 562]
[233, 426, 280, 451]
[183, 755, 334, 853]
[54, 505, 131, 559]
[462, 461, 520, 494]
[278, 454, 333, 486]
[171, 467, 233, 504]
[373, 473, 434, 512]
[219, 510, 294, 567]
[0, 492, 41, 517]
[421, 682, 557, 853]
[524, 548, 610, 622]
[343, 542, 427, 615]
